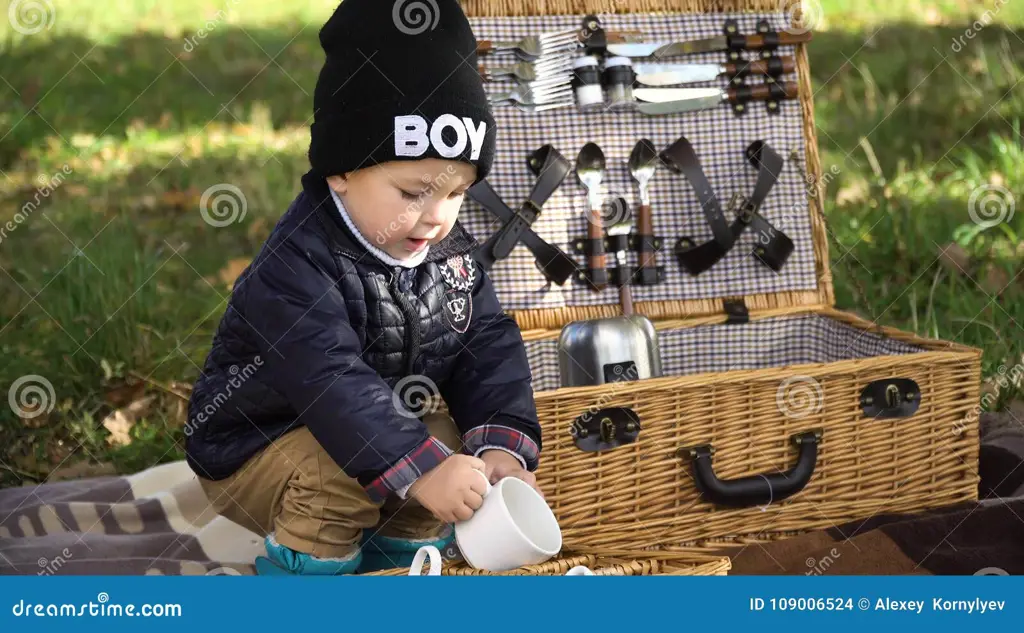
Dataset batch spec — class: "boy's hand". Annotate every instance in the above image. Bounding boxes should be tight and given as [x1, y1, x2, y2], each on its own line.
[480, 449, 544, 499]
[407, 454, 489, 523]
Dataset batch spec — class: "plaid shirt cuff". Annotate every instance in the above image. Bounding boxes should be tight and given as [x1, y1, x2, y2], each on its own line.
[473, 446, 527, 471]
[364, 437, 454, 503]
[462, 425, 540, 471]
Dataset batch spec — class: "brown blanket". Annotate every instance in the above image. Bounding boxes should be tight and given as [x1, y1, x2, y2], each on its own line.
[718, 496, 1024, 575]
[719, 410, 1024, 575]
[2, 413, 1021, 576]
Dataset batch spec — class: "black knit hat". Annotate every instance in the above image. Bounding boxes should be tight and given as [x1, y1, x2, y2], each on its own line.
[309, 0, 496, 183]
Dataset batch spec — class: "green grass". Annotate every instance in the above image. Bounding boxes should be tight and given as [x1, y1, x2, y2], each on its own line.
[1, 1, 1023, 487]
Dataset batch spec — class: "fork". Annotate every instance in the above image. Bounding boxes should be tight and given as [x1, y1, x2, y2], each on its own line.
[478, 55, 573, 82]
[477, 29, 581, 60]
[488, 82, 573, 107]
[508, 99, 576, 113]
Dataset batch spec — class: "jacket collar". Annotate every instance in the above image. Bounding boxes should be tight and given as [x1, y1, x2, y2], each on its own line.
[300, 170, 479, 267]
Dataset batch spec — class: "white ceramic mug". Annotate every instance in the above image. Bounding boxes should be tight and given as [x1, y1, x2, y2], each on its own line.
[408, 545, 442, 576]
[454, 470, 562, 572]
[565, 565, 595, 576]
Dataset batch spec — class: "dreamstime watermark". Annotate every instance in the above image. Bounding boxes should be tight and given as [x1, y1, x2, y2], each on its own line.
[374, 164, 456, 246]
[951, 0, 1010, 52]
[37, 549, 73, 576]
[805, 547, 841, 576]
[8, 375, 56, 420]
[183, 0, 242, 52]
[10, 593, 182, 618]
[7, 0, 55, 35]
[572, 186, 632, 230]
[204, 566, 242, 576]
[968, 184, 1015, 229]
[572, 362, 642, 431]
[776, 375, 824, 419]
[778, 0, 824, 35]
[392, 0, 440, 35]
[954, 361, 1024, 436]
[183, 357, 263, 436]
[757, 162, 842, 252]
[392, 375, 441, 419]
[0, 164, 73, 247]
[974, 567, 1009, 576]
[199, 183, 247, 227]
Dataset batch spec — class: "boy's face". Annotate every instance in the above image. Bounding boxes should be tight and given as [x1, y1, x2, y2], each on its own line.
[327, 158, 477, 262]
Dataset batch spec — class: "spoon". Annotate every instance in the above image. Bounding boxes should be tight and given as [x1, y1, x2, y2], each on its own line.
[629, 138, 660, 284]
[575, 142, 607, 292]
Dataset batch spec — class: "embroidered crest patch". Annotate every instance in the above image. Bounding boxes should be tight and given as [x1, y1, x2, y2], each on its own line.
[442, 291, 472, 333]
[439, 254, 476, 292]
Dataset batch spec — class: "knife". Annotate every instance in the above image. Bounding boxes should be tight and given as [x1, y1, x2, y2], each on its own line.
[606, 30, 813, 58]
[633, 81, 798, 115]
[476, 29, 646, 55]
[634, 57, 796, 86]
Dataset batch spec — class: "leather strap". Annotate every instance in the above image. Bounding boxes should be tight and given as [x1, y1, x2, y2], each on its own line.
[659, 135, 737, 250]
[742, 142, 794, 271]
[466, 179, 579, 285]
[662, 138, 793, 275]
[486, 145, 571, 263]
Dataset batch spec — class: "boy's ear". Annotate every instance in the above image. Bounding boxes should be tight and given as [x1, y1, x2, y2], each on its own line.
[326, 174, 347, 194]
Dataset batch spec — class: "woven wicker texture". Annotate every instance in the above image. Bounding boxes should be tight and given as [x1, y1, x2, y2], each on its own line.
[363, 550, 731, 576]
[531, 309, 980, 548]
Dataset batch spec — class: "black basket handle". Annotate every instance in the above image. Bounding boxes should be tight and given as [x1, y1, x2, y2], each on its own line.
[679, 430, 821, 508]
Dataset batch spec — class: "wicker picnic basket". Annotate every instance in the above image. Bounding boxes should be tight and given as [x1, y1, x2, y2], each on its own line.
[363, 549, 731, 576]
[457, 0, 982, 550]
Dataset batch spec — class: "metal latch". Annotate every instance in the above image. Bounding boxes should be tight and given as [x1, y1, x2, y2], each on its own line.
[860, 378, 920, 419]
[570, 407, 642, 452]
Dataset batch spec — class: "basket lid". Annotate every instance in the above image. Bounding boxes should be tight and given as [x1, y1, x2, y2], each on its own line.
[458, 1, 833, 331]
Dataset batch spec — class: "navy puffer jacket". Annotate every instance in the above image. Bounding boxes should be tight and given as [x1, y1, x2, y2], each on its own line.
[185, 171, 541, 502]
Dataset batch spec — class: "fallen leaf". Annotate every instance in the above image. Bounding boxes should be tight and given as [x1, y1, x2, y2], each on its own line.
[101, 395, 156, 446]
[125, 395, 155, 417]
[938, 242, 970, 274]
[218, 258, 251, 289]
[102, 410, 134, 446]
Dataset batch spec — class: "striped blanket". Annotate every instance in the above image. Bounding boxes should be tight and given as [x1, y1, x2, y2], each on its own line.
[1, 412, 1021, 576]
[0, 461, 260, 576]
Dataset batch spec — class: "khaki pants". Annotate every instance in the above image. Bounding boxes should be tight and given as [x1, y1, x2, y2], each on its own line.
[198, 412, 462, 559]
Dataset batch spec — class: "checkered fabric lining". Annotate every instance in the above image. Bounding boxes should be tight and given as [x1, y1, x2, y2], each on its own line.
[465, 12, 819, 312]
[524, 314, 926, 392]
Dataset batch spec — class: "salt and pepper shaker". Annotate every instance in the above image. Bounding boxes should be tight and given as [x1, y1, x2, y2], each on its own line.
[602, 56, 636, 111]
[571, 56, 604, 110]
